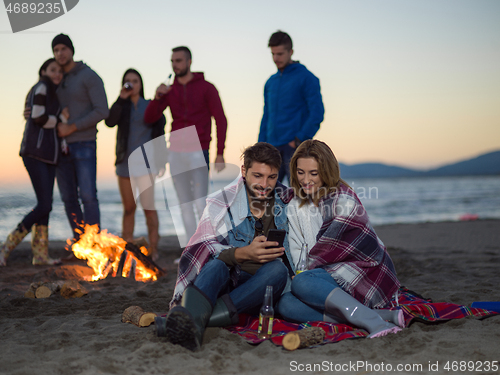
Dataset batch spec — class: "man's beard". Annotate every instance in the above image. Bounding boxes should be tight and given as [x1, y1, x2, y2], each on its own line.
[245, 180, 273, 202]
[175, 67, 189, 77]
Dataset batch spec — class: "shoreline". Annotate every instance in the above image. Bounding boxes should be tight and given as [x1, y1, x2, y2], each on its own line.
[1, 220, 499, 374]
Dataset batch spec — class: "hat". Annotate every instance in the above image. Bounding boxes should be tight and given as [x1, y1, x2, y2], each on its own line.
[52, 33, 74, 54]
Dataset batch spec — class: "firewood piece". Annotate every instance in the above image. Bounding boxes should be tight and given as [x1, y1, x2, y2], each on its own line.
[60, 280, 88, 299]
[125, 242, 165, 277]
[131, 236, 149, 249]
[122, 306, 157, 327]
[282, 327, 325, 351]
[24, 282, 42, 298]
[35, 281, 64, 299]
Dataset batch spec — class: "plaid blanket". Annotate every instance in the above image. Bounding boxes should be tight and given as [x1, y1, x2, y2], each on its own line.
[224, 287, 498, 346]
[307, 183, 400, 308]
[170, 178, 292, 308]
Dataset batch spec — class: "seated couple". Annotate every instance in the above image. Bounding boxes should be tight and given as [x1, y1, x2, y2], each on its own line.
[156, 141, 402, 351]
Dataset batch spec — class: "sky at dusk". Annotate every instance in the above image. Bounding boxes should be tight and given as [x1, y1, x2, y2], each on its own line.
[1, 0, 499, 186]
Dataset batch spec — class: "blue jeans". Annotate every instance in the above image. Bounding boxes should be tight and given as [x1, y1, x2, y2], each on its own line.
[277, 268, 340, 323]
[276, 144, 295, 184]
[56, 140, 100, 241]
[194, 258, 288, 315]
[22, 156, 56, 228]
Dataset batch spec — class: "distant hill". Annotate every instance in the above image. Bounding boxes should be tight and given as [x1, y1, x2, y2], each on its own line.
[424, 150, 500, 177]
[340, 150, 500, 179]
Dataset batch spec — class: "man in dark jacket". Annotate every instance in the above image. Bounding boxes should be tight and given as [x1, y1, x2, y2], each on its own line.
[259, 30, 325, 184]
[52, 33, 109, 243]
[144, 46, 228, 245]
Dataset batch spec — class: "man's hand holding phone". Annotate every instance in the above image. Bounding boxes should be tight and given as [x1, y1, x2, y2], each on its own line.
[234, 232, 285, 264]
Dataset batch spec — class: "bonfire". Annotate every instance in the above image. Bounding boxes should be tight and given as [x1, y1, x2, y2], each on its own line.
[70, 224, 163, 282]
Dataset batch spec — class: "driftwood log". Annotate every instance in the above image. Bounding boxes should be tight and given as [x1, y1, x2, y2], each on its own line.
[36, 281, 65, 299]
[60, 280, 89, 299]
[24, 282, 43, 298]
[282, 327, 325, 351]
[122, 306, 157, 327]
[25, 281, 64, 299]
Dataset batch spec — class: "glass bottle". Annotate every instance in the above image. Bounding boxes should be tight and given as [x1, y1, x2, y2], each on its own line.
[61, 138, 69, 155]
[257, 285, 274, 339]
[295, 243, 309, 275]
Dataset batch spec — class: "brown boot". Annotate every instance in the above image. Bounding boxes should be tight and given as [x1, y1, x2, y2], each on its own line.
[0, 223, 29, 266]
[31, 225, 61, 266]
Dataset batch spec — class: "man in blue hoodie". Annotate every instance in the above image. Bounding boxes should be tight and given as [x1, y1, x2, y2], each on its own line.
[258, 30, 325, 184]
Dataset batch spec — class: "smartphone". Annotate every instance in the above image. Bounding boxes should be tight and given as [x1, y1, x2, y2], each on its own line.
[266, 229, 286, 248]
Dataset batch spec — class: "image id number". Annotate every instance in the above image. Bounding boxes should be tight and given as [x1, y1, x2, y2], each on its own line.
[6, 2, 62, 14]
[444, 360, 499, 372]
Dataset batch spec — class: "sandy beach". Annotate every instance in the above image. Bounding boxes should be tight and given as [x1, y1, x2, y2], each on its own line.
[1, 220, 499, 375]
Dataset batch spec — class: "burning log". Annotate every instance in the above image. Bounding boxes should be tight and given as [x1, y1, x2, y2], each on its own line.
[125, 242, 165, 278]
[122, 306, 157, 327]
[70, 225, 165, 282]
[60, 280, 89, 299]
[282, 327, 325, 351]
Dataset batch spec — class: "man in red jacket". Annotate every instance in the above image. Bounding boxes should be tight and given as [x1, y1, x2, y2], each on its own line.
[144, 46, 228, 244]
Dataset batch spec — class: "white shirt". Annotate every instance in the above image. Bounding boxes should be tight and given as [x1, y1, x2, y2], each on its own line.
[288, 197, 323, 268]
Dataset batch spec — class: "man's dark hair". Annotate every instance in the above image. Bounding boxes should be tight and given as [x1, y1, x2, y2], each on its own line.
[268, 30, 293, 50]
[172, 46, 192, 60]
[242, 142, 281, 171]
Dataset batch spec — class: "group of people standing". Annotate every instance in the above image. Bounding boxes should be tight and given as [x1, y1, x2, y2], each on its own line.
[1, 30, 323, 266]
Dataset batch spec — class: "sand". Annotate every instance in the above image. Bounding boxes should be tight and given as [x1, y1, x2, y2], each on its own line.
[1, 220, 499, 375]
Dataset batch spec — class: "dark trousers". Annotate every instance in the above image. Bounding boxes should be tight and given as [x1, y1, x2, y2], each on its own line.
[22, 156, 56, 228]
[276, 143, 296, 184]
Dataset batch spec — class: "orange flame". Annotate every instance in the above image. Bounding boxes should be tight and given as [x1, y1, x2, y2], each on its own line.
[70, 224, 158, 282]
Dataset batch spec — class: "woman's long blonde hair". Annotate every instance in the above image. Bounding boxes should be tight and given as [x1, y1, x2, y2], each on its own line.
[290, 140, 351, 207]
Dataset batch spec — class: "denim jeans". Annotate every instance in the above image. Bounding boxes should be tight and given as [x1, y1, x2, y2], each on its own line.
[276, 143, 295, 184]
[22, 156, 56, 228]
[169, 149, 209, 241]
[194, 258, 288, 315]
[56, 140, 100, 241]
[277, 268, 341, 322]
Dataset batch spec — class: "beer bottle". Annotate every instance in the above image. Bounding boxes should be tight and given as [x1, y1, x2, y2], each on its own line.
[258, 285, 274, 339]
[296, 243, 309, 275]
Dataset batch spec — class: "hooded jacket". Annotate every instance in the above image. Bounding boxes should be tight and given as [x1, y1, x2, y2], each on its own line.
[57, 61, 109, 143]
[19, 76, 60, 164]
[144, 72, 227, 154]
[259, 62, 324, 147]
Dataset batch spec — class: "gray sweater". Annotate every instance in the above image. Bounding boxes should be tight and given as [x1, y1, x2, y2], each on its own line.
[57, 61, 109, 143]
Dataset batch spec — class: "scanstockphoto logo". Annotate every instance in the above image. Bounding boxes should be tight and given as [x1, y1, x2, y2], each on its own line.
[3, 0, 78, 33]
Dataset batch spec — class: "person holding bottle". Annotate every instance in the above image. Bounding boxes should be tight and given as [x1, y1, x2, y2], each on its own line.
[277, 140, 404, 338]
[1, 58, 66, 266]
[105, 69, 167, 261]
[157, 142, 292, 351]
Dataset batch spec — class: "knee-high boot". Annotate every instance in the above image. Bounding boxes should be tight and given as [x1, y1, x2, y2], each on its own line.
[0, 223, 29, 266]
[31, 225, 61, 266]
[324, 288, 402, 338]
[324, 307, 405, 328]
[162, 285, 213, 351]
[207, 294, 239, 327]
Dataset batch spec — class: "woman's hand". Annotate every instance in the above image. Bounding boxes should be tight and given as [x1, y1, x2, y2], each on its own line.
[119, 86, 133, 100]
[61, 107, 70, 122]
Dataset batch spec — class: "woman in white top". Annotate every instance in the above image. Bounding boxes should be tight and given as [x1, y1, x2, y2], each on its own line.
[277, 140, 404, 338]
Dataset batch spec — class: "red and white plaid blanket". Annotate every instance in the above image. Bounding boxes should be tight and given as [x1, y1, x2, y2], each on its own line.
[307, 183, 400, 308]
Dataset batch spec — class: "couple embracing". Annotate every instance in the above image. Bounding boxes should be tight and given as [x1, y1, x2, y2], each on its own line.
[157, 141, 403, 351]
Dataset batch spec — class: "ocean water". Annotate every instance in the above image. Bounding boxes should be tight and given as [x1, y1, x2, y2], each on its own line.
[1, 175, 499, 242]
